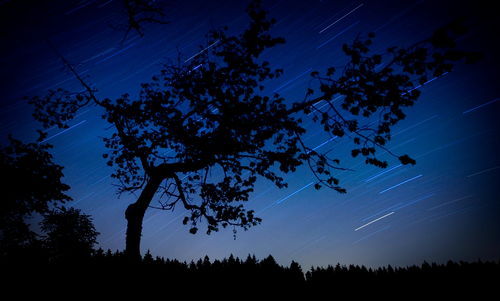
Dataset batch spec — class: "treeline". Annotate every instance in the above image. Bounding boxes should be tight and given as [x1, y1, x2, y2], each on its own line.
[1, 249, 498, 299]
[4, 247, 498, 289]
[88, 248, 500, 284]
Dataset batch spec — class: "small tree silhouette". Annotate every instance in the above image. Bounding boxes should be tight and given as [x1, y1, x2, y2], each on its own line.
[29, 1, 480, 260]
[41, 207, 99, 261]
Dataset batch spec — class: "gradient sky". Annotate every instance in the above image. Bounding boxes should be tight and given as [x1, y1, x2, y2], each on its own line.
[1, 0, 499, 268]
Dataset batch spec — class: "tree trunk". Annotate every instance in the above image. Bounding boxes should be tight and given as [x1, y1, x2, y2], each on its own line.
[124, 175, 163, 261]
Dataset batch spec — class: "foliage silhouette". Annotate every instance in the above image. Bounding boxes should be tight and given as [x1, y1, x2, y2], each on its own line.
[0, 136, 71, 260]
[28, 0, 481, 260]
[41, 207, 100, 261]
[0, 136, 101, 264]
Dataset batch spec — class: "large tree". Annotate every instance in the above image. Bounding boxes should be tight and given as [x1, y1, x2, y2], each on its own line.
[29, 1, 479, 260]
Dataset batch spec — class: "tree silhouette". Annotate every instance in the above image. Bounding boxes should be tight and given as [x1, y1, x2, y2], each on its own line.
[41, 207, 99, 261]
[0, 137, 71, 259]
[28, 1, 480, 260]
[120, 0, 169, 42]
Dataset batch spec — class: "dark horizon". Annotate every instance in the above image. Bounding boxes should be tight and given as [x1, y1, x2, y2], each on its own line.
[1, 0, 499, 269]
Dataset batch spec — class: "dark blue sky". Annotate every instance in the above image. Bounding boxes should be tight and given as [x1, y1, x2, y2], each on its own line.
[1, 0, 499, 268]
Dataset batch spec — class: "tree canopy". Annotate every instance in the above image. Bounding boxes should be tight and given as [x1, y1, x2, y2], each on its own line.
[0, 136, 100, 262]
[41, 207, 99, 260]
[0, 137, 71, 254]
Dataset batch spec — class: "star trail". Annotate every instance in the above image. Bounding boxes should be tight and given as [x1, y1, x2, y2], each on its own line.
[1, 0, 499, 268]
[355, 211, 395, 231]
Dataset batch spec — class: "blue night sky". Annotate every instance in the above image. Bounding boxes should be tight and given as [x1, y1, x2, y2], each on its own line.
[1, 0, 499, 268]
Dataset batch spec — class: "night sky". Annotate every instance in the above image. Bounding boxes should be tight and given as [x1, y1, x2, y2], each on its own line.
[1, 0, 499, 268]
